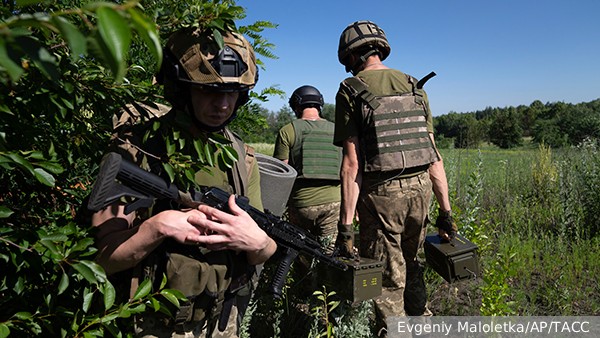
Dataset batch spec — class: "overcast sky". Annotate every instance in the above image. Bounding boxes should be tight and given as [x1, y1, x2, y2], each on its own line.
[237, 0, 600, 116]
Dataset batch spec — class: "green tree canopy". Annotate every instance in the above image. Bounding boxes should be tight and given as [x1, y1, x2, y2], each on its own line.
[434, 99, 600, 149]
[489, 107, 524, 149]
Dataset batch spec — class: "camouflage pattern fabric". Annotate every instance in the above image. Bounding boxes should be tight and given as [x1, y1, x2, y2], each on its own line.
[287, 201, 340, 254]
[360, 92, 439, 173]
[356, 171, 432, 337]
[287, 202, 340, 297]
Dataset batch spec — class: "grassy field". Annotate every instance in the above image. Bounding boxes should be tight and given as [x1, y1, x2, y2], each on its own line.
[246, 142, 600, 336]
[426, 144, 600, 317]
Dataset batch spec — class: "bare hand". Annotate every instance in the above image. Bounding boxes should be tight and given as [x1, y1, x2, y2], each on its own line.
[151, 208, 210, 244]
[192, 195, 271, 253]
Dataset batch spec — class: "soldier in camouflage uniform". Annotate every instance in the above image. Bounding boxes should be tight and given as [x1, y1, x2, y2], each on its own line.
[91, 25, 277, 337]
[332, 21, 457, 337]
[273, 86, 341, 294]
[273, 85, 342, 254]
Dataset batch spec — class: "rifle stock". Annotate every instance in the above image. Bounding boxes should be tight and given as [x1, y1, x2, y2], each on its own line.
[88, 152, 347, 297]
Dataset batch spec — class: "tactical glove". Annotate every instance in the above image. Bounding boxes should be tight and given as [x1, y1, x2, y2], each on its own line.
[435, 209, 457, 239]
[335, 221, 355, 258]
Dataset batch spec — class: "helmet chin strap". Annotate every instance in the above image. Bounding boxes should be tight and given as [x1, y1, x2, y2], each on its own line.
[350, 49, 378, 75]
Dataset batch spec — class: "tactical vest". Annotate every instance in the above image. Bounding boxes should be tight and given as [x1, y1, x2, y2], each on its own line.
[112, 105, 255, 331]
[343, 74, 439, 172]
[157, 129, 255, 331]
[290, 119, 341, 181]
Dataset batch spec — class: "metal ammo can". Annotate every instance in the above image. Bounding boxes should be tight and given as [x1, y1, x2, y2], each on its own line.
[424, 233, 480, 283]
[318, 257, 383, 303]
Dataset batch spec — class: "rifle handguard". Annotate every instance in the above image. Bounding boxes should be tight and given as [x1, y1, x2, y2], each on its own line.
[87, 152, 348, 300]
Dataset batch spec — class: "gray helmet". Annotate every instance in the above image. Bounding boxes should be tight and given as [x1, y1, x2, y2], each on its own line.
[338, 20, 391, 73]
[289, 85, 324, 117]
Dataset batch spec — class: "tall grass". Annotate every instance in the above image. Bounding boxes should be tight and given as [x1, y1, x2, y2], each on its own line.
[246, 142, 600, 336]
[434, 142, 600, 316]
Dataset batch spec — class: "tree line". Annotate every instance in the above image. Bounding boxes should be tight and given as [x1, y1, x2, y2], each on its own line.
[236, 99, 600, 149]
[234, 103, 335, 144]
[434, 99, 600, 149]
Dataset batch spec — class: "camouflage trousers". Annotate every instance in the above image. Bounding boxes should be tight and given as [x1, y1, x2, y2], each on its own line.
[287, 201, 340, 254]
[287, 202, 340, 296]
[357, 171, 433, 337]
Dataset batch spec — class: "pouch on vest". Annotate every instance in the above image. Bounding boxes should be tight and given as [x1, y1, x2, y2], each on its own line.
[165, 248, 234, 324]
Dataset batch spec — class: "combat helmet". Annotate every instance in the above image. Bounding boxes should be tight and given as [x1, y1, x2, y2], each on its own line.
[159, 26, 258, 110]
[289, 85, 324, 117]
[337, 20, 391, 74]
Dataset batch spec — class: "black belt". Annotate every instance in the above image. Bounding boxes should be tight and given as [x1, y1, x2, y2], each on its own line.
[364, 164, 430, 182]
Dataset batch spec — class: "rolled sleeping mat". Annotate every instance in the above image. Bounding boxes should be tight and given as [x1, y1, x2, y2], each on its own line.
[255, 153, 297, 217]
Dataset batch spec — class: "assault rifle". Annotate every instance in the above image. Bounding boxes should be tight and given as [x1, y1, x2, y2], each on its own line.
[87, 152, 347, 297]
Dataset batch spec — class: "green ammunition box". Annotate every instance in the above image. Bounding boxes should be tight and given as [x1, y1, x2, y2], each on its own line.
[318, 257, 383, 303]
[424, 233, 480, 283]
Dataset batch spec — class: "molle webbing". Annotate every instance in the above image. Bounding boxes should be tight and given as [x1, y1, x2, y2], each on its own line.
[343, 75, 439, 172]
[292, 119, 341, 180]
[301, 130, 340, 179]
[363, 94, 432, 164]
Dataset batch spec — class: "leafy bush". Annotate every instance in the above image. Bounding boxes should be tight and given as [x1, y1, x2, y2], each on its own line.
[1, 1, 279, 336]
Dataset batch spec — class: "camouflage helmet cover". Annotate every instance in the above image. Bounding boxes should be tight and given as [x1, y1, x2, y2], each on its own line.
[165, 27, 258, 92]
[337, 20, 391, 68]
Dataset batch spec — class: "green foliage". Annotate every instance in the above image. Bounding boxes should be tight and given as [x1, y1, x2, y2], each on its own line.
[480, 250, 517, 315]
[0, 1, 162, 84]
[430, 146, 600, 317]
[330, 301, 373, 338]
[248, 143, 275, 156]
[137, 112, 243, 190]
[0, 0, 281, 336]
[239, 20, 279, 69]
[1, 0, 167, 335]
[434, 99, 600, 149]
[557, 139, 600, 238]
[498, 235, 600, 315]
[235, 104, 294, 144]
[230, 101, 271, 143]
[309, 287, 340, 338]
[3, 1, 600, 336]
[488, 107, 523, 149]
[0, 221, 187, 337]
[532, 118, 570, 147]
[529, 143, 560, 226]
[454, 150, 492, 254]
[434, 112, 485, 148]
[321, 103, 335, 122]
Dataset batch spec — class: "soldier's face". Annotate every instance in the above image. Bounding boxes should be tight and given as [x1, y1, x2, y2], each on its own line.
[190, 86, 239, 128]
